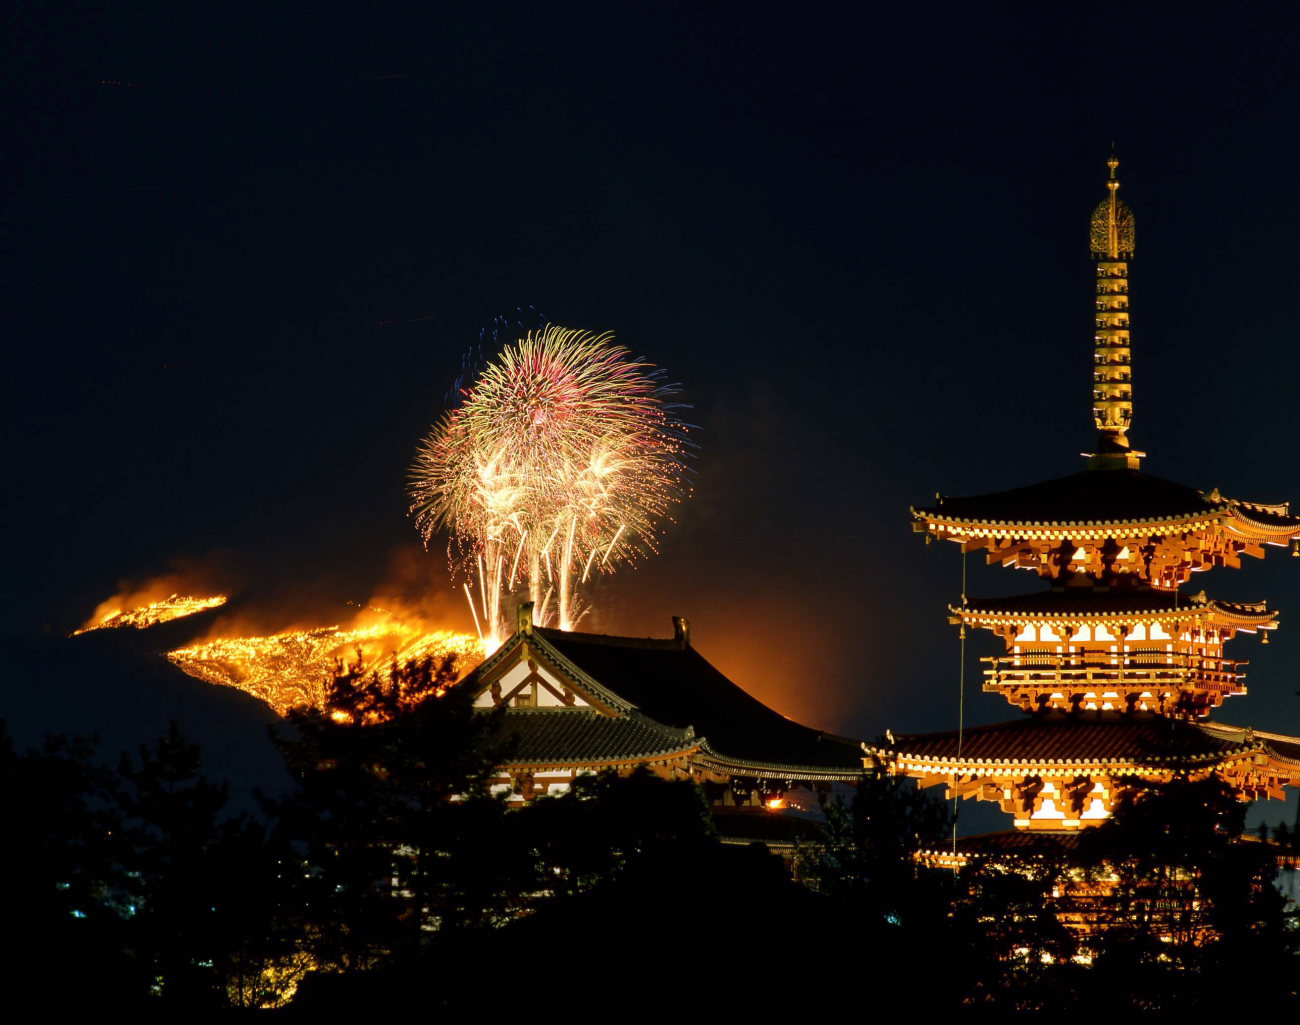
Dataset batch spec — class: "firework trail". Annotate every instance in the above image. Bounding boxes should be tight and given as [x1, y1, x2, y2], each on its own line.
[411, 324, 691, 647]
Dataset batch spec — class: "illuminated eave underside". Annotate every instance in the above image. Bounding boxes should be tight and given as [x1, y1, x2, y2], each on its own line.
[881, 750, 1283, 775]
[494, 744, 865, 783]
[865, 725, 1300, 778]
[915, 508, 1300, 543]
[496, 747, 702, 772]
[949, 599, 1277, 630]
[910, 468, 1300, 541]
[692, 743, 867, 782]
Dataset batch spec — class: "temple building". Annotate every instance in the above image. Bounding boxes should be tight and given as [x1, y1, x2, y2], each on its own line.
[869, 156, 1300, 837]
[461, 603, 863, 838]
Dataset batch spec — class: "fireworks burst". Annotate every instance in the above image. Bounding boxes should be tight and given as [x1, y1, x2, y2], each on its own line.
[410, 324, 692, 647]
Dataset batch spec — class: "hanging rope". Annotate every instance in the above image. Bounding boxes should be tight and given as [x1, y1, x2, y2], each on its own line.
[952, 550, 968, 864]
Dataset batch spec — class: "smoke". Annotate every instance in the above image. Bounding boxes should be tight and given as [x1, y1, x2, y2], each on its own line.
[76, 541, 478, 644]
[76, 556, 239, 633]
[359, 543, 478, 636]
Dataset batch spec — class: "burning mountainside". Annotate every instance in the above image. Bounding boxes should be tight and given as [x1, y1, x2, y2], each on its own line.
[73, 594, 229, 634]
[166, 617, 483, 717]
[75, 584, 482, 717]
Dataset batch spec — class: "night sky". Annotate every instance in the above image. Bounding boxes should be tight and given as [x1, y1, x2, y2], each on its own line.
[7, 6, 1300, 826]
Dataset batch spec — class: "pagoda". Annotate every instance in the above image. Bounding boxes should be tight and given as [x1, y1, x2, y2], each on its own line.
[869, 156, 1300, 833]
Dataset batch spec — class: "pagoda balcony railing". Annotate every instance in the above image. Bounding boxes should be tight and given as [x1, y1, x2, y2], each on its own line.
[981, 650, 1245, 691]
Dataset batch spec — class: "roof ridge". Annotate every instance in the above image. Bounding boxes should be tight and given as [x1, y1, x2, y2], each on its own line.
[534, 626, 683, 650]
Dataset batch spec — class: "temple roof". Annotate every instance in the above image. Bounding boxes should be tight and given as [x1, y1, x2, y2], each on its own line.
[913, 468, 1300, 534]
[492, 708, 698, 767]
[927, 829, 1082, 858]
[711, 807, 829, 846]
[533, 627, 863, 772]
[466, 621, 864, 779]
[870, 716, 1300, 769]
[953, 589, 1275, 625]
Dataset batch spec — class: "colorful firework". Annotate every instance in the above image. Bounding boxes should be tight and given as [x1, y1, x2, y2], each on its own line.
[410, 324, 691, 647]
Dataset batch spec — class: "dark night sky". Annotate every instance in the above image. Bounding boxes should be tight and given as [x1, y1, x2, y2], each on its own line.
[6, 5, 1300, 825]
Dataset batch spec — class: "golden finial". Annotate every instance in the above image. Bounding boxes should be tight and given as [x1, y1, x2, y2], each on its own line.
[1090, 153, 1135, 257]
[1086, 151, 1141, 469]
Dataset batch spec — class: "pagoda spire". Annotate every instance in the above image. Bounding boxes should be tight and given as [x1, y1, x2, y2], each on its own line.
[1087, 153, 1142, 470]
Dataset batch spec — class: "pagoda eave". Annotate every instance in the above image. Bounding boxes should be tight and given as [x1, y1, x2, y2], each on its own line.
[915, 510, 1225, 541]
[948, 593, 1277, 631]
[866, 718, 1300, 827]
[911, 469, 1300, 546]
[866, 718, 1300, 773]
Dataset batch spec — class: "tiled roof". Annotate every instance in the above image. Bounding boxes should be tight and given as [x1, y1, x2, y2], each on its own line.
[535, 627, 864, 771]
[1197, 722, 1300, 764]
[916, 469, 1216, 525]
[923, 829, 1082, 858]
[877, 716, 1259, 766]
[914, 468, 1300, 530]
[494, 708, 696, 766]
[956, 590, 1272, 621]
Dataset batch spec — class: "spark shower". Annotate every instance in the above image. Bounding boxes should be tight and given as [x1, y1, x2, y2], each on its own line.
[410, 325, 692, 648]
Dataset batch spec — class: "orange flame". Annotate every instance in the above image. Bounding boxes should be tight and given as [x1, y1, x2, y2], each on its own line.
[74, 593, 229, 635]
[166, 607, 483, 716]
[78, 553, 486, 717]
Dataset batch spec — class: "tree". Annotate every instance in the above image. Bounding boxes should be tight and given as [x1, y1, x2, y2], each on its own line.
[1074, 777, 1300, 1010]
[950, 843, 1082, 1010]
[0, 723, 139, 1007]
[271, 654, 513, 975]
[518, 766, 716, 900]
[797, 771, 951, 922]
[117, 721, 296, 1008]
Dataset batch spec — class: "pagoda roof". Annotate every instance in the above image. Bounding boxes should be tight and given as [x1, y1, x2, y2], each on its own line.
[869, 716, 1300, 771]
[923, 829, 1082, 858]
[913, 468, 1300, 536]
[953, 589, 1275, 626]
[951, 828, 1081, 855]
[533, 627, 863, 773]
[491, 708, 699, 768]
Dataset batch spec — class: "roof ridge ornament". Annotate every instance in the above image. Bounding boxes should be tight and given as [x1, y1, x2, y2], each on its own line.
[1090, 152, 1136, 259]
[1086, 152, 1143, 471]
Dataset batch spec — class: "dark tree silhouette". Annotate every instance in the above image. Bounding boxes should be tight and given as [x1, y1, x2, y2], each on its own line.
[272, 654, 512, 977]
[1073, 777, 1300, 1011]
[0, 723, 140, 1007]
[116, 721, 295, 1007]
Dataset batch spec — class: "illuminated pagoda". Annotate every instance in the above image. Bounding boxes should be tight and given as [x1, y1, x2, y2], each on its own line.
[463, 603, 863, 833]
[869, 156, 1300, 834]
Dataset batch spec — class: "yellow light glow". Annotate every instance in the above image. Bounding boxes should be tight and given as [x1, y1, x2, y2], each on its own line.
[73, 594, 228, 635]
[167, 614, 483, 716]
